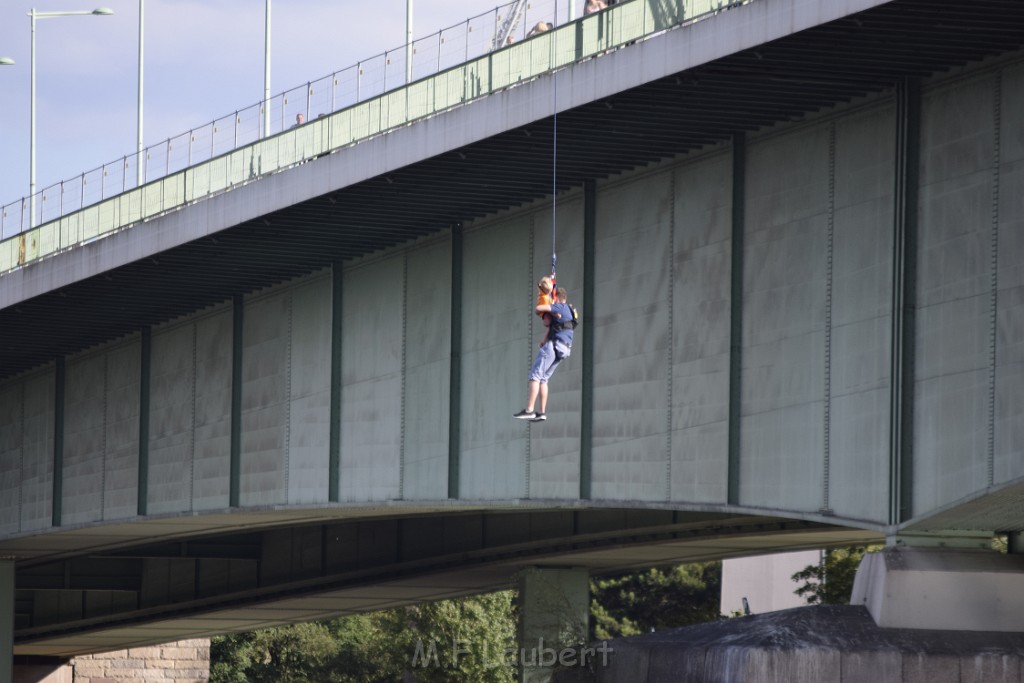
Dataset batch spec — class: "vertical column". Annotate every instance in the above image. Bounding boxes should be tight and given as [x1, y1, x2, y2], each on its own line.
[329, 263, 343, 503]
[889, 78, 920, 525]
[0, 560, 12, 683]
[230, 294, 243, 508]
[138, 326, 151, 516]
[821, 123, 836, 515]
[580, 180, 595, 500]
[448, 225, 463, 499]
[727, 133, 745, 505]
[517, 567, 590, 683]
[1008, 532, 1023, 555]
[52, 358, 65, 527]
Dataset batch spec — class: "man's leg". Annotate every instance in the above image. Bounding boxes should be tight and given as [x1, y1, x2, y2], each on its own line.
[538, 382, 549, 414]
[526, 380, 541, 412]
[516, 343, 554, 419]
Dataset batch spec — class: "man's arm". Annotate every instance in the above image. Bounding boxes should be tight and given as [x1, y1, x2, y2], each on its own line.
[535, 303, 553, 314]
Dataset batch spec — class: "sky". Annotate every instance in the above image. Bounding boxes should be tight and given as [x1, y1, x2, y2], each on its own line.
[0, 0, 575, 212]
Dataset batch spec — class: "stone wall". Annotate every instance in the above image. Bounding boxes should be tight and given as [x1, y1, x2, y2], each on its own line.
[70, 639, 209, 683]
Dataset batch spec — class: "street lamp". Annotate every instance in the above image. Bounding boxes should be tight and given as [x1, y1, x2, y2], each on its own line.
[28, 7, 114, 227]
[137, 0, 144, 185]
[263, 0, 271, 137]
[406, 0, 413, 84]
[0, 57, 14, 66]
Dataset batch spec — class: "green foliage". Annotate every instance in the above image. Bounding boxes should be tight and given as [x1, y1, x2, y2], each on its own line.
[211, 593, 516, 683]
[212, 562, 726, 680]
[210, 615, 387, 683]
[791, 546, 881, 605]
[377, 591, 516, 683]
[589, 562, 722, 640]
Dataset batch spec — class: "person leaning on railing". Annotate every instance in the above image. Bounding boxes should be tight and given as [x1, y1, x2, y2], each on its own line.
[527, 21, 552, 37]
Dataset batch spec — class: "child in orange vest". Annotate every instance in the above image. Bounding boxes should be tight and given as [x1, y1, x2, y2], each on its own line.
[536, 276, 554, 327]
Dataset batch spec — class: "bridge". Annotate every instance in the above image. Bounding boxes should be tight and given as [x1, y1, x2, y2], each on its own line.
[1, 0, 1024, 673]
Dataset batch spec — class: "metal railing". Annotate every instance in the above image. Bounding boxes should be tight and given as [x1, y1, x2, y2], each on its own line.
[0, 0, 739, 274]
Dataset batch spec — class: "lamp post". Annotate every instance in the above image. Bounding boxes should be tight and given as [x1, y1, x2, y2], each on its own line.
[263, 0, 271, 137]
[29, 7, 114, 227]
[0, 57, 14, 66]
[406, 0, 413, 83]
[137, 0, 144, 185]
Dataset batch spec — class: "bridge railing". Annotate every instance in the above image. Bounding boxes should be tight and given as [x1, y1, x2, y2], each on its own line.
[0, 0, 740, 274]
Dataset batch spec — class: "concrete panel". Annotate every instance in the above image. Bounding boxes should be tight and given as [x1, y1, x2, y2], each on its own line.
[995, 64, 1024, 486]
[670, 152, 731, 503]
[914, 369, 990, 515]
[460, 215, 530, 500]
[742, 402, 825, 511]
[743, 328, 825, 413]
[960, 654, 1020, 683]
[241, 289, 291, 506]
[915, 294, 991, 381]
[828, 104, 895, 523]
[995, 217, 1024, 484]
[916, 178, 992, 310]
[740, 647, 841, 682]
[192, 307, 233, 511]
[103, 341, 140, 520]
[149, 322, 196, 515]
[287, 275, 331, 504]
[62, 352, 108, 525]
[901, 653, 960, 683]
[340, 257, 403, 502]
[913, 76, 996, 516]
[592, 170, 672, 502]
[403, 241, 452, 501]
[531, 197, 584, 500]
[1004, 63, 1024, 166]
[740, 123, 830, 512]
[919, 75, 995, 190]
[828, 389, 889, 521]
[852, 547, 1024, 632]
[20, 370, 54, 531]
[0, 381, 22, 534]
[841, 650, 902, 683]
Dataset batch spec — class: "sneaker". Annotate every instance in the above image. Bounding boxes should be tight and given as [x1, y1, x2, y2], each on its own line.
[530, 412, 547, 422]
[513, 409, 536, 420]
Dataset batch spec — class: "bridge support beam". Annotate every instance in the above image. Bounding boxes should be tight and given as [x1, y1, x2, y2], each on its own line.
[1, 560, 12, 683]
[851, 543, 1024, 632]
[517, 567, 589, 683]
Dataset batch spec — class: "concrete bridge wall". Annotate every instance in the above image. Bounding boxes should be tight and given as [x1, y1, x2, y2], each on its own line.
[2, 56, 1023, 537]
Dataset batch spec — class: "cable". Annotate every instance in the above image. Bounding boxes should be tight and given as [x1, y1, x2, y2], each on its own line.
[550, 54, 558, 292]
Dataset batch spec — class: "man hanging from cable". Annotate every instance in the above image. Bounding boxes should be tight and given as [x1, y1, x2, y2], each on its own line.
[513, 285, 578, 423]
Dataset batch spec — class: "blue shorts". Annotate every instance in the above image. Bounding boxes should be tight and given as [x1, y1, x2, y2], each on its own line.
[529, 340, 570, 383]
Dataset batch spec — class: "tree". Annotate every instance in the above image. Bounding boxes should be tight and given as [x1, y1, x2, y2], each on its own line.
[377, 591, 516, 683]
[210, 615, 389, 683]
[589, 562, 721, 640]
[791, 546, 880, 605]
[211, 592, 516, 683]
[212, 562, 727, 680]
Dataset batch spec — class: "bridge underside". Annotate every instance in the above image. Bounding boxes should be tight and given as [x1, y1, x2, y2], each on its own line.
[2, 0, 1023, 378]
[9, 507, 876, 656]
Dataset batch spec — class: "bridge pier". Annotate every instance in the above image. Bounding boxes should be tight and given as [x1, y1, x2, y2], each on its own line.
[1009, 532, 1023, 555]
[1, 560, 11, 683]
[851, 538, 1024, 632]
[517, 568, 590, 683]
